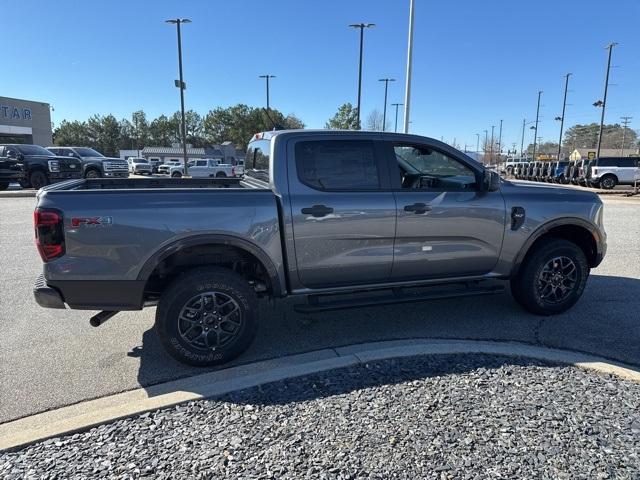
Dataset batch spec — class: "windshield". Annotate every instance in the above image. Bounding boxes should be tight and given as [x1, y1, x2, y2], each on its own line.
[15, 145, 54, 156]
[134, 159, 148, 163]
[74, 147, 104, 157]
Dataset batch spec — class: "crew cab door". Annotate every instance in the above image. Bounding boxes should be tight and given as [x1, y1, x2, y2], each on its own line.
[382, 138, 506, 280]
[288, 135, 396, 289]
[189, 159, 208, 177]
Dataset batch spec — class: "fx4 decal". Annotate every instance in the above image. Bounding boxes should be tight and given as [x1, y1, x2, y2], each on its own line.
[71, 216, 113, 227]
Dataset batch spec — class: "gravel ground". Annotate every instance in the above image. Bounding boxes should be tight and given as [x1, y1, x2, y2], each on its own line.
[2, 354, 640, 479]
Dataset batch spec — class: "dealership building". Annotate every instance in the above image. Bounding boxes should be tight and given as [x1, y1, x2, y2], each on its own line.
[0, 96, 53, 146]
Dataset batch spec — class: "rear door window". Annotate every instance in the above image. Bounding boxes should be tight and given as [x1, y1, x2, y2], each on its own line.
[295, 140, 380, 190]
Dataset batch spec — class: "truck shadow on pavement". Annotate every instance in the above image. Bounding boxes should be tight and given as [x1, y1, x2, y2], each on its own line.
[130, 274, 640, 395]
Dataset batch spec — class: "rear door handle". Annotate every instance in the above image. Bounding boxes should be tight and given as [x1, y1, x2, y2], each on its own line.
[403, 202, 431, 214]
[301, 204, 334, 218]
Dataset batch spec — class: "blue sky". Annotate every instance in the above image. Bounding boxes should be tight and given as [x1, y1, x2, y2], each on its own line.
[4, 0, 639, 150]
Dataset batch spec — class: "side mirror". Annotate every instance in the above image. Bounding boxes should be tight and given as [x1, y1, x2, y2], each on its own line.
[482, 169, 501, 192]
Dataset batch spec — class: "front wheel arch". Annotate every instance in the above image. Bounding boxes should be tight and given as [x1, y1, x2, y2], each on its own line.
[512, 221, 600, 276]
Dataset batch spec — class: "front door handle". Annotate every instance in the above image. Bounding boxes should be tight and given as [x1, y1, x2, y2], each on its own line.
[403, 202, 432, 214]
[301, 204, 334, 218]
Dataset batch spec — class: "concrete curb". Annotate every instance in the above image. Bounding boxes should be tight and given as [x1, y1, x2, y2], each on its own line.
[1, 339, 639, 452]
[0, 191, 36, 198]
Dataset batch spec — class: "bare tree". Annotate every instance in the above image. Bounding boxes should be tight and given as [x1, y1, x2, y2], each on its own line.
[365, 109, 389, 131]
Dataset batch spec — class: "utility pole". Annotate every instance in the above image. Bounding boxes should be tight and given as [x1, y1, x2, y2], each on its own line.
[497, 119, 503, 160]
[378, 78, 396, 131]
[532, 91, 543, 162]
[483, 129, 488, 165]
[620, 116, 632, 157]
[490, 125, 495, 164]
[349, 23, 375, 129]
[165, 18, 192, 177]
[402, 0, 415, 133]
[556, 73, 571, 162]
[595, 43, 617, 159]
[520, 118, 526, 159]
[391, 103, 404, 132]
[258, 75, 276, 110]
[475, 133, 480, 155]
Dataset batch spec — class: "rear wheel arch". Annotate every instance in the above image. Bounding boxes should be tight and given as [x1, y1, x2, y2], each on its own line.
[512, 220, 600, 276]
[139, 235, 283, 298]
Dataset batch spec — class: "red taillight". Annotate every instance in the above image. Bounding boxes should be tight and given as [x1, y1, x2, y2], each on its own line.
[34, 208, 65, 262]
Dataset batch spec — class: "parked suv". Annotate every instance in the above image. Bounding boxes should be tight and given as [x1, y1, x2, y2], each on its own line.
[589, 157, 640, 189]
[0, 155, 24, 190]
[47, 147, 129, 179]
[0, 144, 82, 189]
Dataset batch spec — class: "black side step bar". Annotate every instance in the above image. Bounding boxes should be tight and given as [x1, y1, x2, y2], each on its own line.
[294, 282, 505, 314]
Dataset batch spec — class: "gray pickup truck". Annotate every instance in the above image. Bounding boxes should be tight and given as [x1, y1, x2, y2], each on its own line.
[33, 130, 606, 366]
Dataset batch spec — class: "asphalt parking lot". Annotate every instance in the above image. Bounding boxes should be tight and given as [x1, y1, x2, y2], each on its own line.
[1, 195, 639, 425]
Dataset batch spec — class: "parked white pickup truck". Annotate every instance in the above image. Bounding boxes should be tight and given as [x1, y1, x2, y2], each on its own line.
[170, 158, 236, 178]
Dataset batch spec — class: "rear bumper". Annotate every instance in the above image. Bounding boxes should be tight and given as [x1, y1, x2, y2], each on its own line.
[33, 274, 66, 309]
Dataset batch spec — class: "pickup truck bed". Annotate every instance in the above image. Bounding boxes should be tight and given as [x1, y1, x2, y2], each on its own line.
[36, 175, 283, 311]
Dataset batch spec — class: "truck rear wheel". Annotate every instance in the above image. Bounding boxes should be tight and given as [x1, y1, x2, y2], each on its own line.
[155, 266, 259, 367]
[510, 238, 589, 315]
[0, 182, 9, 191]
[599, 175, 617, 190]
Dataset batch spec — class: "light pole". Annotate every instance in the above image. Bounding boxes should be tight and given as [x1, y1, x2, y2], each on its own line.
[532, 91, 543, 162]
[475, 133, 480, 155]
[595, 42, 617, 159]
[378, 78, 395, 131]
[349, 23, 375, 129]
[165, 18, 191, 177]
[391, 103, 404, 132]
[402, 0, 415, 133]
[258, 75, 276, 110]
[555, 73, 571, 162]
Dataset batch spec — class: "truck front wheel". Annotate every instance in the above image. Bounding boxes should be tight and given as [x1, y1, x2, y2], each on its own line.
[155, 266, 259, 366]
[510, 238, 589, 315]
[29, 171, 49, 190]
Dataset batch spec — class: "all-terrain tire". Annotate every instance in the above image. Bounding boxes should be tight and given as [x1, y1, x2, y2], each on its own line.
[510, 238, 589, 315]
[29, 170, 49, 190]
[155, 266, 259, 367]
[599, 175, 617, 190]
